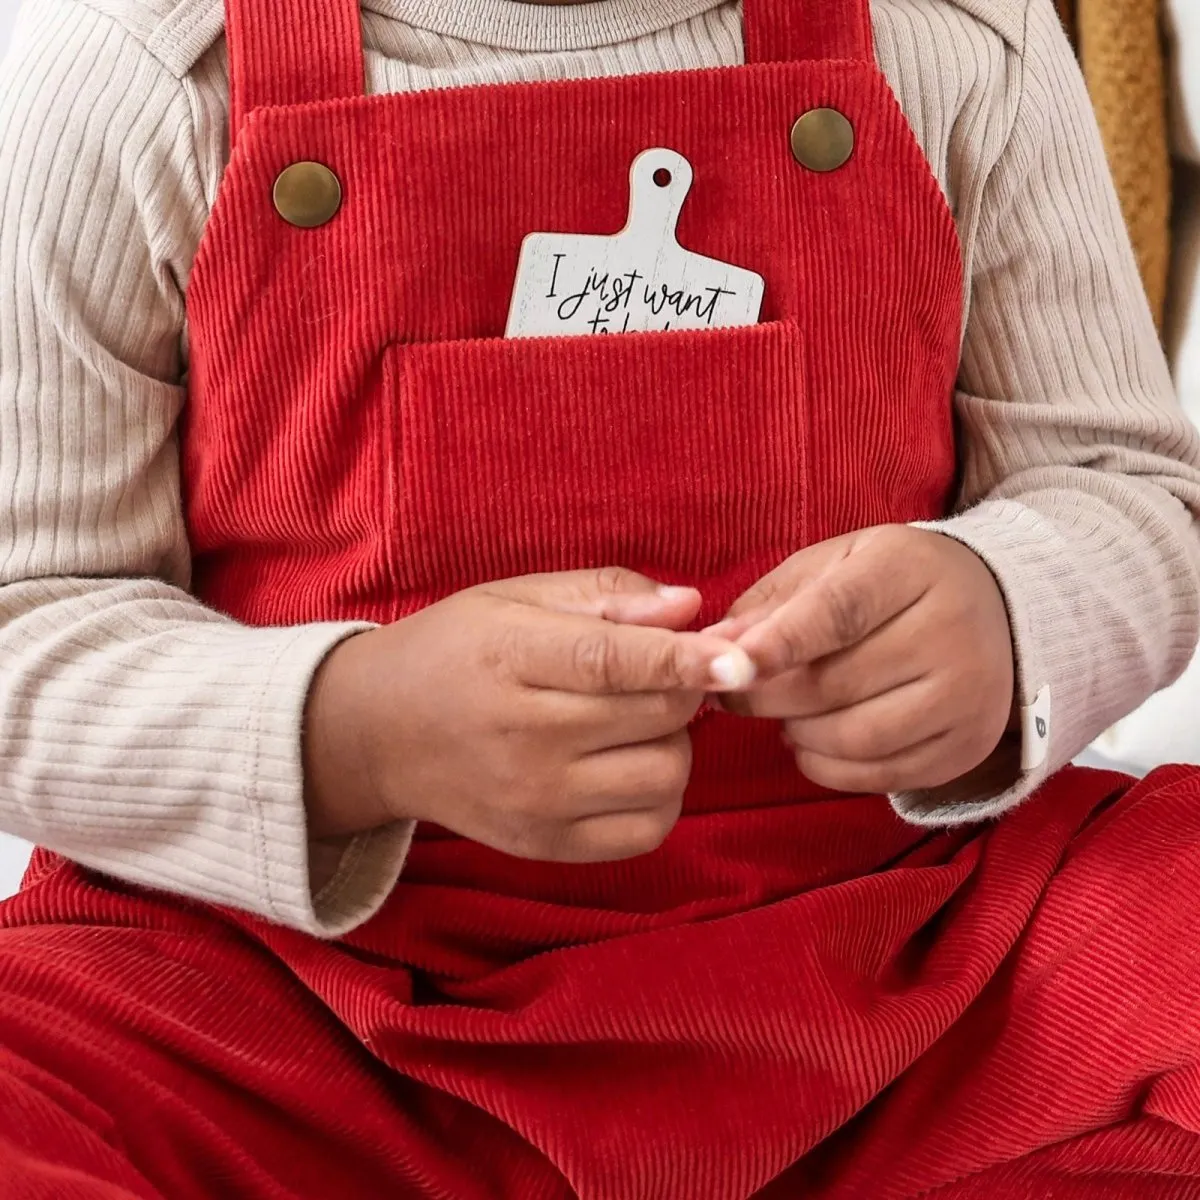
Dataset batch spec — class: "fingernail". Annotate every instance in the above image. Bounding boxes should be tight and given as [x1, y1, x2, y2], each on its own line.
[657, 585, 697, 602]
[709, 648, 756, 690]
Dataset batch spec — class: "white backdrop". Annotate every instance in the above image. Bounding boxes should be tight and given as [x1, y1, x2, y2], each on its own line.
[0, 0, 16, 56]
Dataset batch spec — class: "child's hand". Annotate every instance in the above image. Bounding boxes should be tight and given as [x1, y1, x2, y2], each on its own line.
[713, 527, 1014, 794]
[303, 569, 755, 861]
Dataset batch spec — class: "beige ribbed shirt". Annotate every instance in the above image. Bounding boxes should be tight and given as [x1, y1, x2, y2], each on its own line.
[1, 0, 1198, 936]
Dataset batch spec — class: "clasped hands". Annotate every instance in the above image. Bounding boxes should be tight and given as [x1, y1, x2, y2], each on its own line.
[304, 526, 1014, 861]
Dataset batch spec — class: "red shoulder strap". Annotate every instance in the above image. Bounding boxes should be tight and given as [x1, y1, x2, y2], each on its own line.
[224, 0, 873, 146]
[743, 0, 875, 65]
[226, 0, 364, 146]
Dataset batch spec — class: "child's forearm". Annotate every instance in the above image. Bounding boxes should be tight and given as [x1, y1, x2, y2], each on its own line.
[0, 573, 410, 936]
[893, 0, 1200, 824]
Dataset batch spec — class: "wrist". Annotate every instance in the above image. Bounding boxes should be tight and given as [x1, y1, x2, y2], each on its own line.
[302, 628, 418, 838]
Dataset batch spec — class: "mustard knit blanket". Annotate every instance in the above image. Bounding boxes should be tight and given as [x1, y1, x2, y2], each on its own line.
[1057, 0, 1171, 329]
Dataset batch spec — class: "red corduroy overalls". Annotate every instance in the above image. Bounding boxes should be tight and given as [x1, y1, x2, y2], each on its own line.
[4, 0, 1200, 1196]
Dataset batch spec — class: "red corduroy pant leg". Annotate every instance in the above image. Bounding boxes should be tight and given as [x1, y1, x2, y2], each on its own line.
[4, 768, 1200, 1199]
[0, 861, 562, 1200]
[770, 765, 1200, 1199]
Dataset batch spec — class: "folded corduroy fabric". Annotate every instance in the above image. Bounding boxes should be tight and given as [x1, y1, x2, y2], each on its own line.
[1058, 0, 1171, 329]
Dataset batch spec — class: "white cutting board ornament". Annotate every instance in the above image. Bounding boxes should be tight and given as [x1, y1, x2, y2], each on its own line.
[506, 148, 764, 338]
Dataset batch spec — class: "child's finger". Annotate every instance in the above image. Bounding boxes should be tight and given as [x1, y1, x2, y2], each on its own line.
[723, 601, 934, 718]
[736, 550, 927, 675]
[533, 687, 705, 752]
[721, 533, 858, 623]
[701, 606, 772, 641]
[486, 570, 701, 628]
[719, 653, 927, 721]
[787, 729, 955, 796]
[512, 612, 756, 696]
[596, 585, 703, 628]
[781, 677, 947, 763]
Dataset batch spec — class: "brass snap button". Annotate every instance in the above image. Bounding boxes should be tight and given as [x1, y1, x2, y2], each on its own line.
[790, 109, 855, 173]
[273, 162, 342, 228]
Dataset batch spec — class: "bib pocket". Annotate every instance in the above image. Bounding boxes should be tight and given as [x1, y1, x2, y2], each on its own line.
[377, 321, 809, 626]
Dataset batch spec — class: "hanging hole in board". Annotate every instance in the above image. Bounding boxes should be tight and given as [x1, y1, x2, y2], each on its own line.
[653, 168, 672, 187]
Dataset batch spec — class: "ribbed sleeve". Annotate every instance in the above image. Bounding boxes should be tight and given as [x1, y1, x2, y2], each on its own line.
[898, 0, 1200, 821]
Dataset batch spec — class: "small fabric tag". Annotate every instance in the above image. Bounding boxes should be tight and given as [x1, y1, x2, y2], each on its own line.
[1019, 685, 1052, 771]
[505, 148, 764, 339]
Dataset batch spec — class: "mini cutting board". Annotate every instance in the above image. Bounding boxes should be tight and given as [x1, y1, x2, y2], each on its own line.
[505, 148, 764, 338]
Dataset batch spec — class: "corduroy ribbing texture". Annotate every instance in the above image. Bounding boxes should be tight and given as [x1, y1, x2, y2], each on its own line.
[8, 767, 1200, 1196]
[5, 0, 1200, 1194]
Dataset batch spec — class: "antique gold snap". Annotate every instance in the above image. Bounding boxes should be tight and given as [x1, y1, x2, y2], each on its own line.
[273, 161, 342, 228]
[790, 109, 855, 173]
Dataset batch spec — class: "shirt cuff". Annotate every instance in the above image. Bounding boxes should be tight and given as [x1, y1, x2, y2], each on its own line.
[9, 607, 413, 938]
[246, 622, 415, 937]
